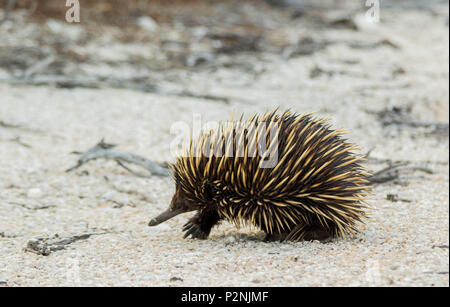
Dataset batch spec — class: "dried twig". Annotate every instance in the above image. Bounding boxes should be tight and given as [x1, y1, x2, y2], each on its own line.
[388, 120, 449, 135]
[7, 201, 54, 210]
[386, 194, 412, 203]
[432, 245, 449, 249]
[369, 106, 449, 137]
[66, 139, 170, 177]
[25, 232, 111, 256]
[115, 160, 149, 178]
[423, 271, 449, 275]
[0, 119, 45, 135]
[366, 157, 449, 166]
[370, 162, 434, 184]
[10, 136, 32, 148]
[0, 120, 20, 129]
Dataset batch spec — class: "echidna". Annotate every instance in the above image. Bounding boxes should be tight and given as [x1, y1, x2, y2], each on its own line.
[148, 109, 370, 242]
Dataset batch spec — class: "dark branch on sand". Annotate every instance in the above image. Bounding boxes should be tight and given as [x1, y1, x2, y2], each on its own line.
[25, 232, 112, 256]
[0, 120, 21, 129]
[66, 139, 170, 177]
[369, 162, 434, 184]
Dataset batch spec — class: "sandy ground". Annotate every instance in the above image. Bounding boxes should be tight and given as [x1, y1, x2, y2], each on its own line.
[0, 1, 449, 286]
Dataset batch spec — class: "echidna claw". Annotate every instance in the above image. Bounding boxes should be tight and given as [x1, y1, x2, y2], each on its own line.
[182, 221, 193, 230]
[183, 222, 208, 239]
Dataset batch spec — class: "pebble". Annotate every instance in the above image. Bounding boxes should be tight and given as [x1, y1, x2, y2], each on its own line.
[226, 236, 236, 244]
[27, 188, 44, 199]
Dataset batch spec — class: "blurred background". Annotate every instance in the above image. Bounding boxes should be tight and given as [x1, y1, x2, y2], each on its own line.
[0, 0, 447, 99]
[0, 0, 448, 155]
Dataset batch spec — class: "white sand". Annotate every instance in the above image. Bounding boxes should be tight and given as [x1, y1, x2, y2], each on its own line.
[0, 1, 448, 286]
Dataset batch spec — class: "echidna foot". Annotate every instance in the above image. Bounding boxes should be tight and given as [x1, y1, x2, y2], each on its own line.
[182, 209, 221, 240]
[182, 221, 209, 239]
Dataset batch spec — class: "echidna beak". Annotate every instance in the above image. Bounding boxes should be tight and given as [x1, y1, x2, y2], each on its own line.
[148, 208, 184, 226]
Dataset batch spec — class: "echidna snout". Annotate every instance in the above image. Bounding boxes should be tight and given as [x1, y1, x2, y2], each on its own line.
[149, 109, 370, 242]
[148, 186, 198, 226]
[148, 208, 184, 226]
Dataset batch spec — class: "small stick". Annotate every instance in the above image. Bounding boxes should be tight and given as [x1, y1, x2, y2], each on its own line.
[7, 202, 54, 210]
[66, 139, 170, 177]
[370, 162, 434, 184]
[0, 120, 20, 129]
[25, 232, 111, 256]
[116, 160, 150, 178]
[10, 136, 32, 148]
[0, 119, 46, 134]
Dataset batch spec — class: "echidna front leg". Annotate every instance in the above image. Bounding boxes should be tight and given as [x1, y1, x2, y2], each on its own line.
[183, 209, 221, 239]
